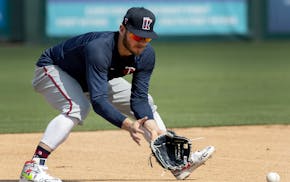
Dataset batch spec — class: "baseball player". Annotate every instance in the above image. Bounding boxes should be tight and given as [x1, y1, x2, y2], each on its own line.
[19, 7, 214, 182]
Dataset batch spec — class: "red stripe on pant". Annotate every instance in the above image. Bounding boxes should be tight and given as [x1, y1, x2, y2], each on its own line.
[43, 66, 73, 115]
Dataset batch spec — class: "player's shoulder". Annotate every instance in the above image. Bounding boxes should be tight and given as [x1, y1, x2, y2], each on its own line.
[135, 44, 156, 69]
[59, 31, 115, 50]
[140, 44, 156, 59]
[144, 43, 155, 53]
[85, 31, 116, 51]
[84, 31, 114, 44]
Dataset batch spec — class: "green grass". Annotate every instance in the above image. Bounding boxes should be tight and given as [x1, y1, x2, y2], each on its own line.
[152, 41, 290, 127]
[1, 41, 290, 133]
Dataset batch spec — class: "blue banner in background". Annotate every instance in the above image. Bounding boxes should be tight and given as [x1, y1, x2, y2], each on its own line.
[46, 0, 248, 37]
[267, 0, 290, 34]
[0, 0, 7, 29]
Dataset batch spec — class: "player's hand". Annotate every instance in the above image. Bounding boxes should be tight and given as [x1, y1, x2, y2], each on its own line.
[142, 119, 166, 141]
[129, 117, 148, 145]
[121, 117, 148, 145]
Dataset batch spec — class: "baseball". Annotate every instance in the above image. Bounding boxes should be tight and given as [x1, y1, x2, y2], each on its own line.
[266, 172, 280, 182]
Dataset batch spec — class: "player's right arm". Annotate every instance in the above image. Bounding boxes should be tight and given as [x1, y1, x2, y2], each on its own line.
[84, 38, 150, 144]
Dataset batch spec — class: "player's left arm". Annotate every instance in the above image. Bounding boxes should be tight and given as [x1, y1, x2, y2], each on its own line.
[131, 46, 163, 140]
[131, 46, 154, 120]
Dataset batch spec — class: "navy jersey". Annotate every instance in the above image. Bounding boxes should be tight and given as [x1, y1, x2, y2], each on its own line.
[36, 31, 155, 128]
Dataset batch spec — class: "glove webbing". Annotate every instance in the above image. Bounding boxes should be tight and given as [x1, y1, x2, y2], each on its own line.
[151, 134, 192, 170]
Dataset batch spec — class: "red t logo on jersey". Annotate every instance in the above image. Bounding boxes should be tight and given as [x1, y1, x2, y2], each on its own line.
[123, 66, 136, 75]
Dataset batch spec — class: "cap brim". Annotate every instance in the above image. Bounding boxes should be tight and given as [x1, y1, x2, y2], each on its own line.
[126, 25, 158, 39]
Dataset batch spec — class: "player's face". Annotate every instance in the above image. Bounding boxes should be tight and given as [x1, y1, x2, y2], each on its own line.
[123, 30, 151, 56]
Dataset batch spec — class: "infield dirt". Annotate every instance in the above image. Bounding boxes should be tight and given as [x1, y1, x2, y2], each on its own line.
[1, 125, 289, 182]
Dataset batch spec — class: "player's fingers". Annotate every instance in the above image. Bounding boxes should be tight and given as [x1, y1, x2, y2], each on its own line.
[134, 138, 141, 145]
[131, 132, 141, 145]
[135, 127, 145, 135]
[138, 116, 148, 126]
[134, 118, 148, 135]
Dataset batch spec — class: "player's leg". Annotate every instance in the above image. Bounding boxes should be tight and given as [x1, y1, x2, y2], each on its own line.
[19, 65, 90, 182]
[171, 146, 215, 180]
[108, 77, 166, 141]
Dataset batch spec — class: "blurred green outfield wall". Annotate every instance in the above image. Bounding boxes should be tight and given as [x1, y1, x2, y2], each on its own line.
[0, 0, 24, 41]
[0, 0, 289, 43]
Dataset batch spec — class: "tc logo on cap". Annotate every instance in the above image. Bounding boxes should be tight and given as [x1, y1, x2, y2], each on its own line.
[142, 17, 153, 30]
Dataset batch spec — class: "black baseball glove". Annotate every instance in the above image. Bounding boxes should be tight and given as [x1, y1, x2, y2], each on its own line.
[150, 131, 192, 170]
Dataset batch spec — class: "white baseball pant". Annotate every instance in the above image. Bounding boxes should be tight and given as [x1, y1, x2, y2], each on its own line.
[32, 65, 166, 149]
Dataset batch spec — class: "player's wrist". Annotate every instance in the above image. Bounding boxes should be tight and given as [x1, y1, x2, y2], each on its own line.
[142, 119, 164, 140]
[121, 118, 134, 131]
[143, 119, 158, 132]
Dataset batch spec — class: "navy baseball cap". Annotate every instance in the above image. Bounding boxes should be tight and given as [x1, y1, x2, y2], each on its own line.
[122, 7, 158, 39]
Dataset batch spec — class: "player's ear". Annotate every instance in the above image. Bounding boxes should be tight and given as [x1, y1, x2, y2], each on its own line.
[119, 25, 126, 35]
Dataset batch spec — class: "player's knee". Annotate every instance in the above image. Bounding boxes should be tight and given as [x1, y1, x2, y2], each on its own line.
[79, 101, 91, 121]
[67, 100, 91, 123]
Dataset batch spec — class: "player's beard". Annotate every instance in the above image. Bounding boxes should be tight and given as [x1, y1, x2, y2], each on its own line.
[123, 32, 145, 56]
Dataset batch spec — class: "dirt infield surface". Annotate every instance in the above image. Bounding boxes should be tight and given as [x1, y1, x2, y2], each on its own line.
[1, 125, 289, 182]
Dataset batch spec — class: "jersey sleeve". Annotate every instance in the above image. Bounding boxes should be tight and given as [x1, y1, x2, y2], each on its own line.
[130, 46, 155, 120]
[84, 40, 126, 128]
